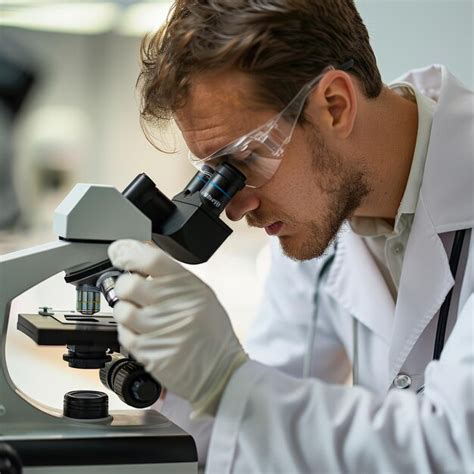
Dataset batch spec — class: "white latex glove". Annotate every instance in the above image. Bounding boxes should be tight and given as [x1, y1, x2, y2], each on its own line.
[108, 239, 248, 417]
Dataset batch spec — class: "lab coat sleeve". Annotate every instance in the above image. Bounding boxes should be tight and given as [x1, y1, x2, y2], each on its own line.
[207, 294, 474, 473]
[156, 392, 214, 465]
[157, 240, 350, 465]
[244, 239, 351, 383]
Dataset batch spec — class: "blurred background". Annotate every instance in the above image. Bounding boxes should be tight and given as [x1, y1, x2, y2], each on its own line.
[0, 0, 472, 410]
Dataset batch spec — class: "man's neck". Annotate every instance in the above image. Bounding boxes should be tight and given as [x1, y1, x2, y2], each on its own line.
[354, 86, 419, 221]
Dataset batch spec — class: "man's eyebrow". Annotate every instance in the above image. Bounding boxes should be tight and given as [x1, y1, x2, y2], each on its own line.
[189, 121, 251, 158]
[193, 142, 222, 159]
[198, 133, 244, 158]
[184, 131, 221, 157]
[204, 141, 231, 157]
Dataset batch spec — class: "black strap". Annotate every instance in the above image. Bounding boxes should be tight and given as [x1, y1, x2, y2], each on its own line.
[432, 229, 467, 360]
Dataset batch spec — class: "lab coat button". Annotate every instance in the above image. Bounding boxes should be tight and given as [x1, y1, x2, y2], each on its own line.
[393, 373, 412, 389]
[393, 243, 404, 255]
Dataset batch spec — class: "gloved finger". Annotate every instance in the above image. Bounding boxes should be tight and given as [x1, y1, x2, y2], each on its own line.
[108, 239, 188, 278]
[115, 273, 159, 307]
[117, 323, 137, 355]
[115, 271, 204, 307]
[117, 323, 171, 374]
[113, 300, 141, 333]
[114, 299, 173, 335]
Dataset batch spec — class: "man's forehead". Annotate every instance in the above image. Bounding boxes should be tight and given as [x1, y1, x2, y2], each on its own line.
[189, 70, 255, 111]
[174, 71, 268, 157]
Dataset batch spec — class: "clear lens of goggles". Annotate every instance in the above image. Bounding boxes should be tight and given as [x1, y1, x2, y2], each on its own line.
[190, 130, 287, 188]
[188, 67, 334, 188]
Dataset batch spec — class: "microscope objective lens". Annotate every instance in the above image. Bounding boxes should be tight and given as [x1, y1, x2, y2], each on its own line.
[76, 285, 101, 315]
[96, 270, 122, 308]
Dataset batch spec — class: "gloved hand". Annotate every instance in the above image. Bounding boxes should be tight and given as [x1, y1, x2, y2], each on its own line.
[108, 239, 248, 417]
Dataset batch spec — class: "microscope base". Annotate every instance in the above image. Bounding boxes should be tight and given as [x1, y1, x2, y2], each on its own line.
[23, 463, 197, 474]
[3, 412, 197, 473]
[1, 405, 199, 473]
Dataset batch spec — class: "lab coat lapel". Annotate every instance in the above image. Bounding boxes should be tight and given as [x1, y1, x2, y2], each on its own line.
[325, 228, 394, 344]
[387, 65, 474, 385]
[387, 197, 453, 385]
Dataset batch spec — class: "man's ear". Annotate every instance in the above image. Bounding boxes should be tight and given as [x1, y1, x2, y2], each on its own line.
[305, 70, 357, 139]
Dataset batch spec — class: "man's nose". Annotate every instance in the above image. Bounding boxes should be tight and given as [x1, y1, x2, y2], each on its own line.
[225, 188, 260, 221]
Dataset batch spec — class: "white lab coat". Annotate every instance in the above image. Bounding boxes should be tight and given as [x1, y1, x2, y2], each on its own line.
[161, 65, 474, 473]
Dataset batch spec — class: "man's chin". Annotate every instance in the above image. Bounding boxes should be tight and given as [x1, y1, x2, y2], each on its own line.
[278, 234, 327, 261]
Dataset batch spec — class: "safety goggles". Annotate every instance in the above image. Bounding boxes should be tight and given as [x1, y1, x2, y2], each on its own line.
[188, 60, 354, 188]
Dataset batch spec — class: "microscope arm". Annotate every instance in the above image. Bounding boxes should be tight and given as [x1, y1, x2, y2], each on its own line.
[0, 239, 109, 309]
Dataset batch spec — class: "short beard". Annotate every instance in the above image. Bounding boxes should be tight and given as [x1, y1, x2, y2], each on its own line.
[280, 128, 369, 261]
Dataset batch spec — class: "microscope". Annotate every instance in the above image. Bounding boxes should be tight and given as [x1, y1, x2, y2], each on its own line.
[0, 163, 246, 473]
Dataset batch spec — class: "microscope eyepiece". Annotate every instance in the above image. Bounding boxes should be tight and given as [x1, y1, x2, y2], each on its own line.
[184, 164, 213, 195]
[122, 173, 177, 233]
[199, 162, 246, 214]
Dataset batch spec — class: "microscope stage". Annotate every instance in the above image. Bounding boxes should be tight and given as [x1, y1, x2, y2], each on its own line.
[17, 311, 118, 347]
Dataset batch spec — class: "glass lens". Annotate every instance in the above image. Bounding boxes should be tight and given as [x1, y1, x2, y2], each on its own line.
[192, 145, 282, 188]
[190, 134, 281, 188]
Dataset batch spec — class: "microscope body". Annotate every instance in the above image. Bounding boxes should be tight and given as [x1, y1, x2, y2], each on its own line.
[0, 184, 198, 473]
[0, 164, 245, 472]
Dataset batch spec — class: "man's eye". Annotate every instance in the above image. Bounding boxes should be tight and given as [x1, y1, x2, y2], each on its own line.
[233, 147, 264, 163]
[231, 149, 252, 161]
[205, 156, 225, 169]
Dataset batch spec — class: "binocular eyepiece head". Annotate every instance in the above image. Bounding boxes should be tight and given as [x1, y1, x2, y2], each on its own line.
[122, 162, 246, 234]
[185, 162, 246, 214]
[123, 162, 246, 263]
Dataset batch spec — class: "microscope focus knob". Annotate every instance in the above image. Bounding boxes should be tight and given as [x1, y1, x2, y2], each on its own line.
[0, 442, 23, 474]
[100, 356, 161, 408]
[112, 361, 161, 408]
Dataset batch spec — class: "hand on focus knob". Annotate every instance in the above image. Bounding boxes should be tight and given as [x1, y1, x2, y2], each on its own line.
[108, 239, 248, 417]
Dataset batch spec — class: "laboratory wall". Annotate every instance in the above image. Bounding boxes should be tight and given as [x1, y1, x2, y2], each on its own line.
[356, 0, 473, 88]
[2, 1, 473, 233]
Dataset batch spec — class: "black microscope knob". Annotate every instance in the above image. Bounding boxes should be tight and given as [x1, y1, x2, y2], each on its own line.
[99, 353, 126, 390]
[63, 390, 109, 420]
[111, 361, 161, 409]
[0, 442, 23, 474]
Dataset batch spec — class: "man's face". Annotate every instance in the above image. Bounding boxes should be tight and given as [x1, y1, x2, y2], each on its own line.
[175, 71, 368, 260]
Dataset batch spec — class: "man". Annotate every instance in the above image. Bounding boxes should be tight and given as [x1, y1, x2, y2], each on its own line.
[108, 1, 474, 471]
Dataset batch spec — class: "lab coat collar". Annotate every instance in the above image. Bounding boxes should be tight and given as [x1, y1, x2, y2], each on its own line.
[324, 227, 395, 345]
[397, 65, 474, 232]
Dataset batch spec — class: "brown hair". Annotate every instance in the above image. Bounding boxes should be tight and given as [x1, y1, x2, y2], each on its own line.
[138, 0, 382, 134]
